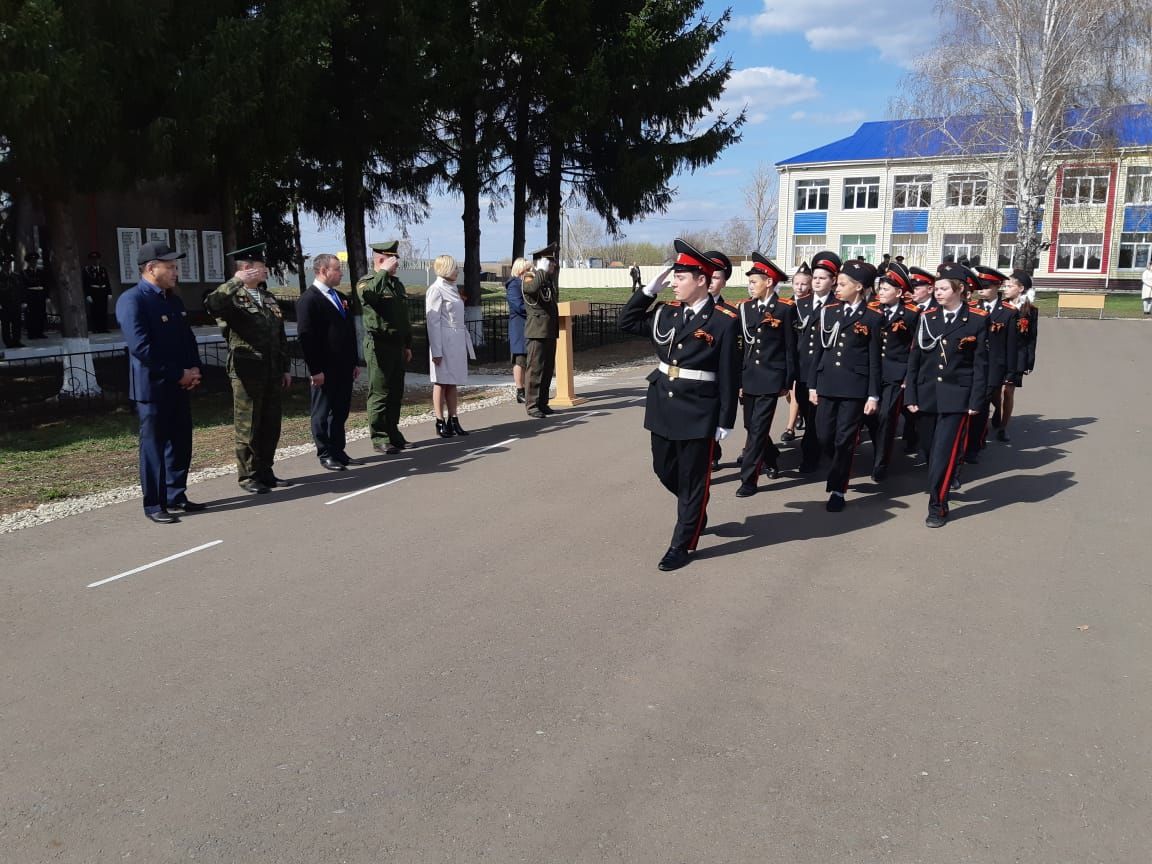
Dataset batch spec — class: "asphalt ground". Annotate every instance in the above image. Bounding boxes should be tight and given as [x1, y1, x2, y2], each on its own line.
[2, 319, 1150, 863]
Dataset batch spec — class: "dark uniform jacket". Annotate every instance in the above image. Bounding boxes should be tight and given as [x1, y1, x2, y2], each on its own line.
[737, 294, 797, 395]
[792, 294, 832, 385]
[82, 265, 111, 301]
[975, 299, 1018, 388]
[811, 301, 883, 400]
[872, 300, 920, 384]
[22, 266, 46, 299]
[0, 270, 20, 309]
[906, 305, 989, 414]
[357, 270, 412, 347]
[296, 285, 358, 379]
[204, 278, 290, 377]
[619, 291, 740, 440]
[1015, 305, 1038, 374]
[115, 279, 203, 402]
[522, 266, 559, 339]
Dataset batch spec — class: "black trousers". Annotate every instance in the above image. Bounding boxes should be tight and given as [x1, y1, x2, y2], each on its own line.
[135, 389, 193, 514]
[815, 396, 865, 494]
[310, 372, 353, 460]
[739, 393, 781, 487]
[918, 412, 969, 517]
[863, 381, 905, 475]
[0, 305, 20, 346]
[651, 433, 713, 552]
[87, 293, 110, 332]
[525, 337, 556, 412]
[24, 292, 46, 338]
[794, 382, 822, 469]
[964, 389, 996, 458]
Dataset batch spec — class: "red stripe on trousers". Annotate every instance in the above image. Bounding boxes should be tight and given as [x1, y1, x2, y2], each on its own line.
[939, 415, 969, 503]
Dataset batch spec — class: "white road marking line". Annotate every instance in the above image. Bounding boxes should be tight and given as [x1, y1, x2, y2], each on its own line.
[466, 437, 518, 456]
[88, 540, 224, 589]
[325, 476, 407, 506]
[561, 411, 607, 423]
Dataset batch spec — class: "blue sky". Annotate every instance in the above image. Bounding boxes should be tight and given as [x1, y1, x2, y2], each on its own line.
[299, 0, 938, 261]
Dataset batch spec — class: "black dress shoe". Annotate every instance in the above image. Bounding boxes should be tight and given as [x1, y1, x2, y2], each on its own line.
[950, 475, 961, 490]
[780, 429, 796, 442]
[168, 499, 207, 512]
[264, 475, 294, 487]
[239, 479, 271, 494]
[996, 429, 1010, 442]
[320, 457, 347, 471]
[339, 455, 363, 466]
[735, 484, 757, 498]
[826, 494, 846, 512]
[516, 388, 526, 404]
[145, 510, 179, 524]
[870, 467, 888, 483]
[527, 409, 546, 419]
[764, 465, 781, 480]
[657, 547, 691, 571]
[925, 513, 947, 528]
[539, 405, 555, 415]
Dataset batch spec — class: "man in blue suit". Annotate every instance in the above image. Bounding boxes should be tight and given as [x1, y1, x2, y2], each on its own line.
[116, 241, 205, 523]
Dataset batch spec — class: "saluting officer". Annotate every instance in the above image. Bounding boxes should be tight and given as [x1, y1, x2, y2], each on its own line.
[358, 240, 414, 454]
[793, 251, 840, 473]
[905, 263, 989, 528]
[22, 252, 48, 339]
[82, 251, 113, 333]
[618, 238, 740, 572]
[810, 258, 883, 511]
[862, 261, 919, 482]
[965, 265, 1018, 463]
[0, 254, 23, 348]
[522, 241, 560, 418]
[205, 243, 293, 494]
[735, 253, 796, 497]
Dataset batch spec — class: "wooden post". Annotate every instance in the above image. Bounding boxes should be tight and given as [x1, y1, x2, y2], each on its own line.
[553, 300, 590, 407]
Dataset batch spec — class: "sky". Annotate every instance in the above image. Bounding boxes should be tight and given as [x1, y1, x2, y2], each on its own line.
[298, 0, 940, 262]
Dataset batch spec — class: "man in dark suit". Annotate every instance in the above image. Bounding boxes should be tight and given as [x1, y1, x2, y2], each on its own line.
[618, 238, 740, 572]
[810, 258, 883, 512]
[905, 263, 989, 528]
[793, 251, 839, 473]
[115, 241, 205, 524]
[297, 253, 361, 471]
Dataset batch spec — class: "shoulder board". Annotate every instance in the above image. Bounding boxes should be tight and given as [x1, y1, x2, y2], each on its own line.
[968, 306, 988, 316]
[777, 297, 795, 306]
[967, 300, 980, 307]
[903, 303, 920, 312]
[665, 300, 682, 307]
[716, 306, 737, 318]
[867, 301, 881, 309]
[824, 301, 843, 308]
[1002, 301, 1017, 310]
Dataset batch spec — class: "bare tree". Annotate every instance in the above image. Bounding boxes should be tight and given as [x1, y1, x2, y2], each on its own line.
[894, 0, 1147, 272]
[743, 163, 779, 255]
[720, 217, 753, 259]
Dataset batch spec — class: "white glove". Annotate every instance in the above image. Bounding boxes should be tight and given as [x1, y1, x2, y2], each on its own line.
[643, 265, 674, 297]
[535, 257, 551, 271]
[714, 427, 731, 442]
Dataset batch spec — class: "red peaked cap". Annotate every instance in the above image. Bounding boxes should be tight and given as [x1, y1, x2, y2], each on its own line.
[745, 252, 788, 283]
[811, 250, 842, 276]
[973, 264, 1009, 286]
[908, 266, 936, 286]
[878, 260, 912, 290]
[672, 238, 718, 278]
[705, 250, 733, 280]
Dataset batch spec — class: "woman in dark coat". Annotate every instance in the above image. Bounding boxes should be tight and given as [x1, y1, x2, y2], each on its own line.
[505, 257, 529, 403]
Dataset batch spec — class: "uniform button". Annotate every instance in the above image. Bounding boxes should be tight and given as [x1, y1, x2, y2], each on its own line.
[937, 376, 943, 381]
[835, 361, 841, 366]
[755, 360, 760, 364]
[668, 391, 674, 397]
[676, 343, 682, 349]
[938, 364, 943, 369]
[672, 359, 678, 365]
[755, 349, 760, 354]
[942, 339, 948, 345]
[836, 351, 842, 356]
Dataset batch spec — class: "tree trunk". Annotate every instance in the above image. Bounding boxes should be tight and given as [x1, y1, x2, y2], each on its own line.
[341, 158, 367, 288]
[546, 130, 563, 249]
[511, 81, 531, 260]
[291, 198, 306, 294]
[46, 195, 102, 397]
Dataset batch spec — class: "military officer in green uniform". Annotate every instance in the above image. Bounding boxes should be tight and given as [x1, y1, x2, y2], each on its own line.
[0, 254, 24, 349]
[204, 243, 293, 494]
[357, 240, 413, 453]
[522, 241, 560, 418]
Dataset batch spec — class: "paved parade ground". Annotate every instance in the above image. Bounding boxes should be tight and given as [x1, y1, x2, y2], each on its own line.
[2, 318, 1150, 863]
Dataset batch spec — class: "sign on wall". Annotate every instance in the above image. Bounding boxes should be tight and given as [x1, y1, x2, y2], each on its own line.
[146, 228, 170, 246]
[175, 229, 200, 282]
[117, 227, 143, 283]
[202, 231, 225, 283]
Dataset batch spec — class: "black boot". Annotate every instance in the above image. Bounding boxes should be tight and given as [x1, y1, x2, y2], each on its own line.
[516, 388, 525, 404]
[436, 418, 454, 438]
[449, 415, 469, 436]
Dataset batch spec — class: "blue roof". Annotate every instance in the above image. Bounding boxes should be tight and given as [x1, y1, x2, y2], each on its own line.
[777, 104, 1152, 166]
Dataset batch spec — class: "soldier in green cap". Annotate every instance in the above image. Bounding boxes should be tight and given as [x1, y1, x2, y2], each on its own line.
[357, 240, 414, 453]
[204, 243, 293, 494]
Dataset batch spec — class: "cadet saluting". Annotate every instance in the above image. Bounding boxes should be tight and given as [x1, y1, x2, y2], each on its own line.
[618, 239, 740, 572]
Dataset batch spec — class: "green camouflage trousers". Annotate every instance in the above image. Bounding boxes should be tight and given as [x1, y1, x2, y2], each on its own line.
[366, 336, 407, 444]
[233, 369, 283, 482]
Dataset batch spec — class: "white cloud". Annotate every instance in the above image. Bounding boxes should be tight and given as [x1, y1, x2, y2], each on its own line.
[737, 0, 939, 66]
[789, 109, 868, 126]
[715, 66, 820, 124]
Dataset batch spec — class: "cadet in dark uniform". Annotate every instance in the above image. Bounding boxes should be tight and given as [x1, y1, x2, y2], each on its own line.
[523, 241, 560, 418]
[901, 266, 939, 455]
[862, 261, 919, 481]
[0, 254, 23, 348]
[793, 252, 840, 473]
[22, 253, 48, 339]
[204, 243, 293, 494]
[810, 258, 883, 511]
[706, 250, 736, 467]
[905, 263, 989, 528]
[781, 262, 812, 442]
[358, 240, 414, 453]
[82, 251, 113, 333]
[996, 269, 1039, 441]
[618, 239, 740, 572]
[735, 253, 795, 497]
[964, 265, 1018, 462]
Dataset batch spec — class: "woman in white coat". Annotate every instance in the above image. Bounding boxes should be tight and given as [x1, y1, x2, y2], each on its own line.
[426, 254, 476, 437]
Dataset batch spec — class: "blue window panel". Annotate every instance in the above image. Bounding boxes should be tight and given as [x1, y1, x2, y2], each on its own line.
[891, 210, 929, 233]
[1002, 207, 1044, 234]
[1123, 206, 1152, 232]
[794, 212, 827, 234]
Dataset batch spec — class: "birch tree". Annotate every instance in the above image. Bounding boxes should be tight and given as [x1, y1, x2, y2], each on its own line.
[743, 163, 778, 255]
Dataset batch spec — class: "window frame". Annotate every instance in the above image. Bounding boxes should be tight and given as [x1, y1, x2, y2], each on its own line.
[1060, 167, 1110, 206]
[843, 176, 880, 210]
[1117, 232, 1152, 269]
[1124, 168, 1152, 205]
[1055, 232, 1104, 271]
[946, 173, 989, 208]
[795, 179, 830, 212]
[792, 234, 827, 268]
[892, 174, 933, 209]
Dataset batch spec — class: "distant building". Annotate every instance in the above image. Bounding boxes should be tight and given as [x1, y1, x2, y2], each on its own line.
[775, 105, 1152, 290]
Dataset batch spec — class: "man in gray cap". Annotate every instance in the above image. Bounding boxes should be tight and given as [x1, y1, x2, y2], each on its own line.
[115, 241, 205, 523]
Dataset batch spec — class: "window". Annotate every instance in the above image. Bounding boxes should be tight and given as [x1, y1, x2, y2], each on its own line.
[942, 233, 983, 264]
[793, 234, 826, 267]
[946, 173, 988, 207]
[843, 176, 879, 210]
[1056, 232, 1103, 270]
[796, 179, 829, 211]
[1125, 168, 1152, 204]
[840, 234, 876, 263]
[893, 174, 933, 208]
[890, 232, 928, 263]
[1118, 233, 1152, 269]
[1061, 167, 1110, 205]
[997, 234, 1016, 268]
